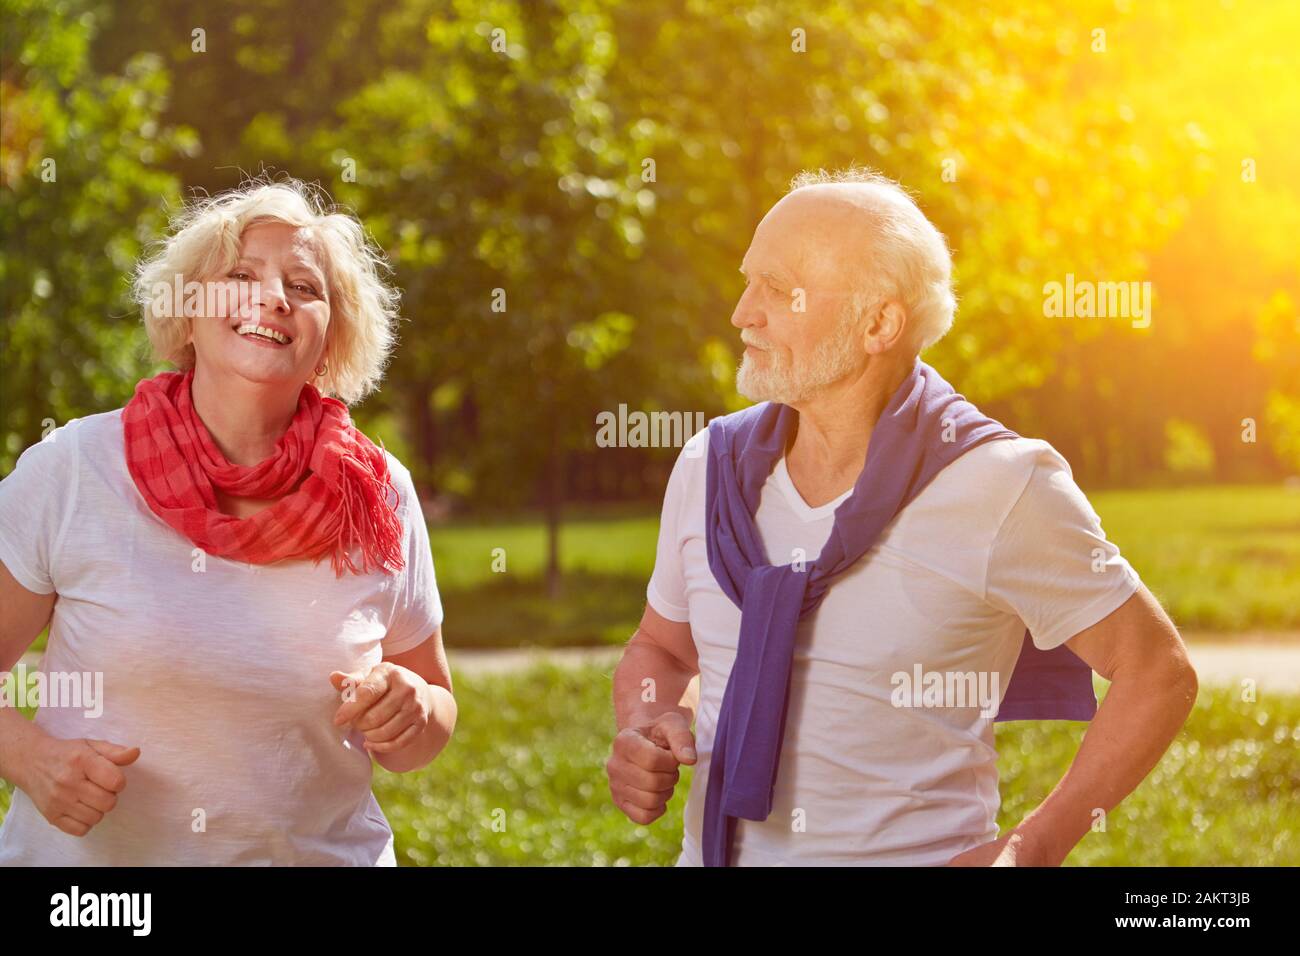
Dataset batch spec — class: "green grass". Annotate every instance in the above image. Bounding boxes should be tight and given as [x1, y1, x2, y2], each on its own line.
[427, 513, 658, 592]
[375, 662, 687, 865]
[3, 665, 1296, 865]
[1087, 484, 1300, 632]
[380, 668, 1300, 866]
[1001, 679, 1300, 865]
[425, 511, 657, 647]
[423, 482, 1298, 647]
[443, 572, 648, 649]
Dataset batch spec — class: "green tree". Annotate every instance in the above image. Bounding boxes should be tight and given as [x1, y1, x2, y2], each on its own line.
[1, 0, 192, 470]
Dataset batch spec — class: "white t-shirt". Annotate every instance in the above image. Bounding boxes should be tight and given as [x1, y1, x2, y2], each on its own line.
[648, 428, 1141, 866]
[0, 408, 443, 865]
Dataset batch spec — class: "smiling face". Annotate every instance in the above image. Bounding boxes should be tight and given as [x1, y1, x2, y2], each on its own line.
[188, 220, 331, 396]
[732, 190, 872, 405]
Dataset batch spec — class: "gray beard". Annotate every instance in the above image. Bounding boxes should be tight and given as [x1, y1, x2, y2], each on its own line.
[736, 316, 863, 404]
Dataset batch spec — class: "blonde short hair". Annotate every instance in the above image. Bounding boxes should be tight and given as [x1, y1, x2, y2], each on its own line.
[132, 175, 401, 405]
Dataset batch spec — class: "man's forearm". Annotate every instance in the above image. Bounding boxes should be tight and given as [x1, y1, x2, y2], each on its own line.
[1015, 660, 1198, 864]
[613, 637, 698, 732]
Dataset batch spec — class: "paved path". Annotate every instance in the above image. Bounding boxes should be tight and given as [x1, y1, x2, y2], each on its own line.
[447, 646, 623, 676]
[1178, 642, 1300, 693]
[448, 636, 1300, 692]
[17, 635, 1300, 693]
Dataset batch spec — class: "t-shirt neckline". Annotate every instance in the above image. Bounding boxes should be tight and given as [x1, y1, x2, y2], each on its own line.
[772, 457, 854, 523]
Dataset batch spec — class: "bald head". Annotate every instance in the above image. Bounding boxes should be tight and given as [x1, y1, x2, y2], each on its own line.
[758, 187, 879, 290]
[777, 168, 957, 356]
[730, 167, 956, 406]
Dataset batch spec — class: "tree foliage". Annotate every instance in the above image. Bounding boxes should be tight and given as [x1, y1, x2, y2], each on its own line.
[4, 0, 1296, 498]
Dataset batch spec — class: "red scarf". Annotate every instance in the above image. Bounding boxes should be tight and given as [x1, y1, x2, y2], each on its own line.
[122, 369, 405, 576]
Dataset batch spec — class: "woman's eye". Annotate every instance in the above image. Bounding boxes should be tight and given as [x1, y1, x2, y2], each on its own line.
[294, 284, 319, 295]
[229, 271, 252, 280]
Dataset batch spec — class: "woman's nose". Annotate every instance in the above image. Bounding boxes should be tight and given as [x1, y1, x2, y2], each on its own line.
[258, 279, 291, 314]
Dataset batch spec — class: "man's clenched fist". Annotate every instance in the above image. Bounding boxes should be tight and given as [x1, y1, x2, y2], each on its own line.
[606, 712, 697, 825]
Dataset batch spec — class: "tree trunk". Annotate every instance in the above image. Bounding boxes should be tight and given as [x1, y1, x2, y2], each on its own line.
[544, 409, 563, 600]
[410, 380, 437, 500]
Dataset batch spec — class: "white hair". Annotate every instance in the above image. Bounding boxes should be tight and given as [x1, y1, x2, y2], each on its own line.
[788, 166, 957, 356]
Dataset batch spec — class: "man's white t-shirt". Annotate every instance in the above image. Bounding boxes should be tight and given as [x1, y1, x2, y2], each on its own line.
[0, 409, 443, 866]
[647, 428, 1141, 866]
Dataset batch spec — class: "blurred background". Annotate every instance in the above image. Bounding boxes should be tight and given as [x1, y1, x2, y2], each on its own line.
[2, 0, 1297, 864]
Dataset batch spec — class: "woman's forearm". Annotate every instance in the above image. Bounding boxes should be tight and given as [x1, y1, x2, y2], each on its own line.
[372, 681, 457, 775]
[0, 704, 43, 793]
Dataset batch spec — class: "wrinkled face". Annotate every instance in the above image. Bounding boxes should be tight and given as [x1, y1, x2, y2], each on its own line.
[732, 190, 868, 405]
[188, 221, 331, 394]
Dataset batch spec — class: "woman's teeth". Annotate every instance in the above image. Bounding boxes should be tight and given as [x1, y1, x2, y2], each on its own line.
[236, 323, 291, 345]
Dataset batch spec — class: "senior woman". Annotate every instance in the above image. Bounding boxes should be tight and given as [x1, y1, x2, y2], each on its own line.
[0, 178, 456, 865]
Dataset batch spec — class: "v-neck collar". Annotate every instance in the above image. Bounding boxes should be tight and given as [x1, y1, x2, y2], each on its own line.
[771, 456, 854, 523]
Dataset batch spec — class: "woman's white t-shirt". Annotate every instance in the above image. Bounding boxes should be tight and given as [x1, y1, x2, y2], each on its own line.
[648, 429, 1142, 866]
[0, 408, 443, 866]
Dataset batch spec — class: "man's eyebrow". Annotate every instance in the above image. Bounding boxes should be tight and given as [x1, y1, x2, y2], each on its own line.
[739, 263, 790, 279]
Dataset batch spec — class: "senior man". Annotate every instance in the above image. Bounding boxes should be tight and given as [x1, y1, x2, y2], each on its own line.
[606, 167, 1197, 867]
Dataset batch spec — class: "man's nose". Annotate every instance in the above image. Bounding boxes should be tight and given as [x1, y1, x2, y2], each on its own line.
[730, 284, 764, 330]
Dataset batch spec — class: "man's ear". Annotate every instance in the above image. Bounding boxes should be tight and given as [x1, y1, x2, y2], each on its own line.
[864, 300, 908, 354]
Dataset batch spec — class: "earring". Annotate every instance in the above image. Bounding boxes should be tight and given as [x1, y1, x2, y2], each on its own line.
[314, 361, 328, 377]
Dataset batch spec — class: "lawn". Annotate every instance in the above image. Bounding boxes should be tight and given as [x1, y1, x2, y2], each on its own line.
[425, 482, 1299, 647]
[381, 668, 1300, 866]
[2, 665, 1296, 865]
[1086, 484, 1300, 632]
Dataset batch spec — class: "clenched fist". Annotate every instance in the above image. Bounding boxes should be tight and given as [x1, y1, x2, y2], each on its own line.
[606, 712, 697, 825]
[24, 736, 139, 837]
[330, 663, 431, 755]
